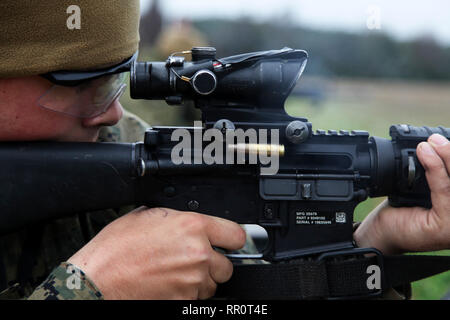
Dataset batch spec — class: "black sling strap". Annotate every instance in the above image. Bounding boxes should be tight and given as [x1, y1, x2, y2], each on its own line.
[217, 252, 450, 299]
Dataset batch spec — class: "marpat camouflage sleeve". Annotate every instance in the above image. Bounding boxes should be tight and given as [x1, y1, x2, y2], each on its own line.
[27, 262, 103, 300]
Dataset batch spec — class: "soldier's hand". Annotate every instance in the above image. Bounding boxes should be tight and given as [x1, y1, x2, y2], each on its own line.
[354, 133, 450, 254]
[68, 207, 246, 299]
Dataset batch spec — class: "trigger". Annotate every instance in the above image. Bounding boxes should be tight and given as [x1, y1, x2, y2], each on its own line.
[224, 253, 264, 260]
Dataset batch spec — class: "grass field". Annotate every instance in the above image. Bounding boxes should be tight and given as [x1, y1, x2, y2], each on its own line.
[120, 75, 450, 300]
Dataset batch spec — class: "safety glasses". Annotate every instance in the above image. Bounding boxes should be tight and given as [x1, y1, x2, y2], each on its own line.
[38, 73, 127, 118]
[38, 52, 137, 118]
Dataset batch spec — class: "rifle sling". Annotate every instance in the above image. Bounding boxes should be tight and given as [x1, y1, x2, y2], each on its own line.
[216, 254, 450, 299]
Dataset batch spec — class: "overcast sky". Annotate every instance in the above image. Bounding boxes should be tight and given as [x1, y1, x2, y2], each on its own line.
[140, 0, 450, 45]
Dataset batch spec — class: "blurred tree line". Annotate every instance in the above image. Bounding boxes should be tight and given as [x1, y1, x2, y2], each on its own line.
[191, 19, 450, 80]
[140, 0, 450, 80]
[139, 2, 450, 80]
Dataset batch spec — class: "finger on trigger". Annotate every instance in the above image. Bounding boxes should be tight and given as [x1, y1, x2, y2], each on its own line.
[204, 215, 246, 251]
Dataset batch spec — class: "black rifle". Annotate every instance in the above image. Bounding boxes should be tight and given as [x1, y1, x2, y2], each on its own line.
[1, 48, 449, 298]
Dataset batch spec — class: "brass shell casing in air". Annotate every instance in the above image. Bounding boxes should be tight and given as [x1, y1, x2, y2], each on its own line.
[228, 143, 285, 157]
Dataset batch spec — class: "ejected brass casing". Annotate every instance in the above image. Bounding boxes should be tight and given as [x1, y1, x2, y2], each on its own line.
[228, 143, 285, 156]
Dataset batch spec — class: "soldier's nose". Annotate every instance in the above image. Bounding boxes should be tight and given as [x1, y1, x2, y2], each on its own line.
[82, 99, 123, 128]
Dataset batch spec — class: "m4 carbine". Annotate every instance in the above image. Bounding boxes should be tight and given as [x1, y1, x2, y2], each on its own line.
[1, 48, 449, 298]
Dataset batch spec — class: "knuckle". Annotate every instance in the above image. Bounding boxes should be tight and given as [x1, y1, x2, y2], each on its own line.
[183, 214, 207, 232]
[186, 270, 208, 288]
[145, 207, 170, 217]
[442, 143, 450, 161]
[133, 207, 158, 221]
[187, 241, 211, 263]
[425, 157, 445, 172]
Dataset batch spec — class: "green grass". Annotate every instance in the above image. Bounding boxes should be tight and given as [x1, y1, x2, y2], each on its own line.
[409, 250, 450, 300]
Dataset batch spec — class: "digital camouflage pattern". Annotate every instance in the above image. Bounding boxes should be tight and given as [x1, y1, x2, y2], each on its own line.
[27, 262, 103, 300]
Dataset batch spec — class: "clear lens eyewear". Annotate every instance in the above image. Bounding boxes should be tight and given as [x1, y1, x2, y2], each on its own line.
[38, 73, 127, 118]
